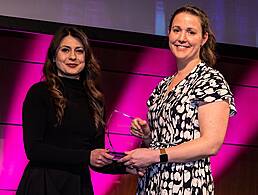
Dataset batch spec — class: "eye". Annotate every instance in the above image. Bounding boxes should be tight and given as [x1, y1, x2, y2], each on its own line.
[75, 48, 85, 54]
[60, 47, 70, 53]
[186, 29, 197, 35]
[189, 31, 196, 35]
[172, 28, 180, 33]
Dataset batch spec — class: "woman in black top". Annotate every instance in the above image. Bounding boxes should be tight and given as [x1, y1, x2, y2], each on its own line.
[16, 27, 134, 195]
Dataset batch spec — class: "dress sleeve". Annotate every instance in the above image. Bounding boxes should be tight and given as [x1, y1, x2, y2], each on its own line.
[23, 83, 91, 165]
[193, 71, 237, 116]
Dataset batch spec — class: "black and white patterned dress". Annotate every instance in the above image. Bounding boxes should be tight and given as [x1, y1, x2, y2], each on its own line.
[137, 63, 236, 195]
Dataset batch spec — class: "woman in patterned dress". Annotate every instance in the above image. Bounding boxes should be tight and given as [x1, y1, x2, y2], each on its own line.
[119, 5, 236, 195]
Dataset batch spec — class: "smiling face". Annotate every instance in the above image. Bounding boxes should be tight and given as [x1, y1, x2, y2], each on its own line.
[169, 12, 208, 66]
[55, 35, 85, 79]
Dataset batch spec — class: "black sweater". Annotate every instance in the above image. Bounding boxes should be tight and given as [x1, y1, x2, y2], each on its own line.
[17, 77, 125, 195]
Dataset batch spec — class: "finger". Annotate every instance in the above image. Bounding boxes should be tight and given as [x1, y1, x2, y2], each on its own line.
[124, 160, 135, 166]
[137, 168, 146, 174]
[131, 131, 144, 138]
[131, 129, 145, 139]
[99, 154, 114, 164]
[93, 163, 101, 167]
[96, 156, 104, 164]
[126, 167, 137, 175]
[103, 152, 114, 160]
[117, 155, 130, 163]
[93, 160, 104, 167]
[139, 120, 147, 126]
[132, 118, 142, 130]
[100, 158, 113, 164]
[137, 170, 145, 177]
[97, 158, 111, 167]
[130, 126, 143, 134]
[130, 125, 142, 135]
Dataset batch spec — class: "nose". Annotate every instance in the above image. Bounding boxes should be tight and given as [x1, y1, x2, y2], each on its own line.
[69, 50, 76, 60]
[178, 31, 187, 42]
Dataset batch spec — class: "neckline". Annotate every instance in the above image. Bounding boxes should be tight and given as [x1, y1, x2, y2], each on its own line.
[164, 62, 205, 97]
[59, 76, 84, 90]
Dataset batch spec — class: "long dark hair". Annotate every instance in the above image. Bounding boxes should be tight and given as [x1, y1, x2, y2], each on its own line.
[43, 26, 104, 128]
[168, 5, 216, 66]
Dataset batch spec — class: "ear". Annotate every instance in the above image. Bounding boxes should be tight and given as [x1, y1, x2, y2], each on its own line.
[167, 29, 171, 36]
[201, 32, 209, 46]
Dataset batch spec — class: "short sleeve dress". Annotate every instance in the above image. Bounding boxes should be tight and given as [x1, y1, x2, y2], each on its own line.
[137, 63, 236, 195]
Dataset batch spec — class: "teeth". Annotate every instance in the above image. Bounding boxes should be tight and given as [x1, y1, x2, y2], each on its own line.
[177, 45, 190, 48]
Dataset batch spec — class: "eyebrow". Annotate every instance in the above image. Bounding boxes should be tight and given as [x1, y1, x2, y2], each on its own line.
[172, 25, 197, 30]
[59, 45, 84, 49]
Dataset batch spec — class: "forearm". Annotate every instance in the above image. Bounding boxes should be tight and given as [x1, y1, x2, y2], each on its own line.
[26, 142, 91, 165]
[151, 137, 223, 164]
[157, 101, 229, 163]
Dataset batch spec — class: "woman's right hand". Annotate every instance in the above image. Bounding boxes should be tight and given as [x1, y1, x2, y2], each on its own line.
[90, 149, 114, 167]
[126, 166, 147, 177]
[130, 118, 150, 139]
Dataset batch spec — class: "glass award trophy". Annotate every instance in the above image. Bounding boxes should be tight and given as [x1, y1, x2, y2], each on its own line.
[105, 109, 142, 160]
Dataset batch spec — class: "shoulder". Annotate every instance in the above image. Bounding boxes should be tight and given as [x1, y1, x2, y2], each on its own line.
[22, 81, 53, 121]
[195, 64, 228, 87]
[206, 64, 226, 79]
[28, 81, 48, 94]
[25, 81, 49, 102]
[201, 64, 225, 79]
[193, 63, 233, 98]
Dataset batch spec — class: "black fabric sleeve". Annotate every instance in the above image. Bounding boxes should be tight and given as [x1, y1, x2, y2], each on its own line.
[22, 83, 91, 165]
[91, 161, 127, 174]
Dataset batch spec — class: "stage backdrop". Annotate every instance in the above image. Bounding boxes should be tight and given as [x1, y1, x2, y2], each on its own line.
[0, 28, 257, 195]
[0, 0, 257, 47]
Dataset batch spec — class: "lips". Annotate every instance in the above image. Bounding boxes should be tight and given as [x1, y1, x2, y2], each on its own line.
[169, 41, 191, 49]
[66, 63, 78, 68]
[174, 44, 190, 48]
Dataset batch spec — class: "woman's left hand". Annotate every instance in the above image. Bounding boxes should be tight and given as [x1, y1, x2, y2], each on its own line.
[118, 148, 159, 168]
[90, 149, 114, 167]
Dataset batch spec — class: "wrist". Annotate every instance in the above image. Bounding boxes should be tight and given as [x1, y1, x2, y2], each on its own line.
[142, 132, 151, 140]
[159, 148, 168, 163]
[153, 149, 161, 164]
